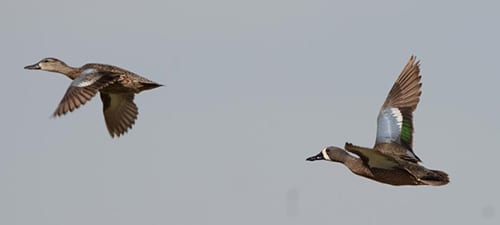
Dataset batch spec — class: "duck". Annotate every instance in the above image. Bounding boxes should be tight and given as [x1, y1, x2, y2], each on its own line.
[24, 57, 163, 138]
[306, 56, 449, 186]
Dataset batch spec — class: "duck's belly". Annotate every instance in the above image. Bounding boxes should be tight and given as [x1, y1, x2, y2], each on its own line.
[370, 168, 423, 186]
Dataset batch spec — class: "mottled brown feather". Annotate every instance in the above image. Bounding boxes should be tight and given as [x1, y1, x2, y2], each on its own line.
[382, 55, 422, 110]
[26, 57, 162, 137]
[100, 93, 138, 138]
[53, 74, 116, 117]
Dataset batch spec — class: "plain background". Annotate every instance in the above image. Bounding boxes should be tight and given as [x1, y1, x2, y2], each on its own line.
[1, 0, 498, 224]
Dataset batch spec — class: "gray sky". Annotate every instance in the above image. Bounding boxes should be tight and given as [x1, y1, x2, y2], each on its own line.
[1, 0, 499, 224]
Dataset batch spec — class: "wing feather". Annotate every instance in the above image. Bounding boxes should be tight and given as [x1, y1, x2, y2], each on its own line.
[100, 92, 138, 138]
[375, 56, 422, 161]
[53, 71, 117, 117]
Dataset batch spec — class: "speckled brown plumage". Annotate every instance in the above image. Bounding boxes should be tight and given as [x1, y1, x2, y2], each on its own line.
[25, 57, 162, 138]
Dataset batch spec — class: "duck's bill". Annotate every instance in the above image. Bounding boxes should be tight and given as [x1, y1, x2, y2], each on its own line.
[306, 152, 324, 161]
[24, 63, 41, 70]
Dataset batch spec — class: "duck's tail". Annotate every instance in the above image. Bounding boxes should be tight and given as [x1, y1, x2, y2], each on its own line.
[420, 169, 449, 186]
[141, 82, 163, 91]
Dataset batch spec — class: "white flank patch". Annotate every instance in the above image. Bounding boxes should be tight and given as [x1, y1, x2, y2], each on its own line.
[321, 148, 332, 161]
[390, 108, 403, 129]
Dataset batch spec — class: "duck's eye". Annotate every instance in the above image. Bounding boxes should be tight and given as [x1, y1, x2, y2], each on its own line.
[41, 58, 54, 63]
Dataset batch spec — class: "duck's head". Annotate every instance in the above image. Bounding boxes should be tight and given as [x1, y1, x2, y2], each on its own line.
[24, 57, 69, 72]
[306, 146, 348, 163]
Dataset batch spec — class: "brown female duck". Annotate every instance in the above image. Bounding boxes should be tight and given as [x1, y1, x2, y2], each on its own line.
[306, 56, 449, 186]
[24, 57, 162, 138]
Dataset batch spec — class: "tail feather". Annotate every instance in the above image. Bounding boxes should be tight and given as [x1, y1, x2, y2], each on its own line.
[420, 170, 449, 186]
[140, 83, 163, 91]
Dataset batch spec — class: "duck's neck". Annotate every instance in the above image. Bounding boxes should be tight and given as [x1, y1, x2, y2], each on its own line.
[50, 66, 79, 79]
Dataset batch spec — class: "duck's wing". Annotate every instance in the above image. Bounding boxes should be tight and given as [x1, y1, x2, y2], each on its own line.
[344, 143, 399, 169]
[375, 56, 422, 162]
[100, 92, 138, 138]
[53, 70, 117, 117]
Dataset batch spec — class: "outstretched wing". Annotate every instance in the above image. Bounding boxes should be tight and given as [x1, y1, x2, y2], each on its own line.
[53, 69, 117, 117]
[375, 56, 422, 161]
[100, 92, 138, 138]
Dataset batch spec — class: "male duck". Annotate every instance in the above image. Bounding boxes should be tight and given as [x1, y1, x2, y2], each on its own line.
[25, 57, 162, 138]
[306, 56, 449, 186]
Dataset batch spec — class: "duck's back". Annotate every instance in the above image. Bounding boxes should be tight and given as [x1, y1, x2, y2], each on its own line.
[83, 63, 161, 93]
